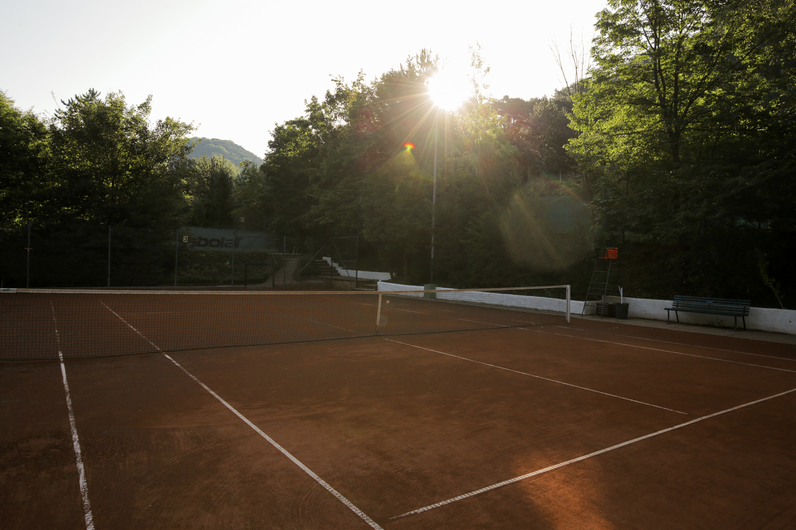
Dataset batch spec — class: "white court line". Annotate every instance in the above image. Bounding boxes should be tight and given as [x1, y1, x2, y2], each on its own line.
[391, 385, 796, 520]
[576, 329, 796, 363]
[51, 303, 95, 530]
[383, 338, 687, 415]
[100, 302, 383, 530]
[534, 329, 796, 374]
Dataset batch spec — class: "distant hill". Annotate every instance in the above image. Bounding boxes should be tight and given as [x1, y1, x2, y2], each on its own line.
[187, 137, 264, 168]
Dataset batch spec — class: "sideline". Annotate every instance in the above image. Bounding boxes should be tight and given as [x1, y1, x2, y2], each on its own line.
[51, 304, 95, 530]
[536, 328, 796, 374]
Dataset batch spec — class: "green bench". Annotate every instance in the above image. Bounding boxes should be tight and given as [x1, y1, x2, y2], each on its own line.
[665, 295, 751, 331]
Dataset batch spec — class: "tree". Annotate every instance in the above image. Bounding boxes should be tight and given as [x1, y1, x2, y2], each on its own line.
[567, 0, 796, 305]
[0, 91, 49, 226]
[48, 89, 194, 227]
[495, 95, 576, 181]
[184, 156, 238, 227]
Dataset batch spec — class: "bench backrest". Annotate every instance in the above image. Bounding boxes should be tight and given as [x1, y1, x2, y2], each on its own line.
[672, 295, 751, 315]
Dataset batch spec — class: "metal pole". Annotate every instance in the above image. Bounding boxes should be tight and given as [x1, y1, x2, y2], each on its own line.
[174, 229, 179, 287]
[25, 220, 31, 288]
[566, 284, 571, 324]
[431, 117, 438, 284]
[107, 225, 111, 287]
[355, 234, 359, 289]
[231, 219, 236, 286]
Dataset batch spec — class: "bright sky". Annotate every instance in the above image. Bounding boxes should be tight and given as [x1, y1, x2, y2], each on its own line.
[1, 0, 605, 158]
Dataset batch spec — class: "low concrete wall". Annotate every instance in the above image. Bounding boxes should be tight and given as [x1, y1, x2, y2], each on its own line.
[322, 257, 391, 281]
[329, 276, 378, 290]
[603, 295, 795, 335]
[378, 282, 795, 336]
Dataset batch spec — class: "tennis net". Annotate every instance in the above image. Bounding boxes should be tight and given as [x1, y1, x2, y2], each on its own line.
[0, 285, 570, 360]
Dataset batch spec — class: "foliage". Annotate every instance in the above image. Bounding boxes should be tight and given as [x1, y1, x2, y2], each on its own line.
[182, 155, 237, 227]
[232, 49, 590, 286]
[9, 27, 792, 305]
[0, 91, 50, 226]
[188, 137, 263, 168]
[0, 89, 200, 287]
[567, 0, 796, 307]
[47, 89, 195, 228]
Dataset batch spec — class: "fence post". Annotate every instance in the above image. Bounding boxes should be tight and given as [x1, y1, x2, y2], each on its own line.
[231, 218, 239, 286]
[107, 225, 111, 287]
[566, 285, 571, 324]
[355, 234, 359, 289]
[25, 220, 31, 288]
[174, 229, 179, 287]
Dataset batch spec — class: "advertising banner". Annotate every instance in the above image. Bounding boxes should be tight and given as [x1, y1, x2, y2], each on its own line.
[182, 227, 275, 251]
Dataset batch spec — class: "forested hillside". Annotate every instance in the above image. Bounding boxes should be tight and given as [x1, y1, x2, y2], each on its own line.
[188, 138, 264, 168]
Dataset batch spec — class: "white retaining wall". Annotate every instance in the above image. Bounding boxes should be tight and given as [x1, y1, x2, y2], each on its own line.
[322, 258, 392, 281]
[378, 282, 795, 336]
[605, 295, 795, 335]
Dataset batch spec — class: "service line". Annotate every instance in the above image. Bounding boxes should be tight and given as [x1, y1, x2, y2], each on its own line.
[383, 338, 687, 415]
[392, 385, 796, 520]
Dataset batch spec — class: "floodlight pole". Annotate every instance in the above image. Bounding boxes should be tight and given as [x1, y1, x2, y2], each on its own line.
[430, 116, 438, 284]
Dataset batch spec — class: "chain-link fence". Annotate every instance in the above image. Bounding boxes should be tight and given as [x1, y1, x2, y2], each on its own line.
[0, 222, 359, 289]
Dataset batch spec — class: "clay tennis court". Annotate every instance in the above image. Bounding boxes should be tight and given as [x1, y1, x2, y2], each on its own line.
[2, 290, 796, 529]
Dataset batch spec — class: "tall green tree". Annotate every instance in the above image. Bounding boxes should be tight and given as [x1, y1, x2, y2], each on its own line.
[48, 89, 194, 227]
[568, 0, 796, 304]
[0, 92, 49, 226]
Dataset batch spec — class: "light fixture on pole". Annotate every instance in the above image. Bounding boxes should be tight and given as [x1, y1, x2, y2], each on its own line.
[426, 68, 468, 285]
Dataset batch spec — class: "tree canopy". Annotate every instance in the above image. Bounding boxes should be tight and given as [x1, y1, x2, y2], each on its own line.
[233, 49, 592, 286]
[568, 0, 795, 305]
[2, 14, 793, 305]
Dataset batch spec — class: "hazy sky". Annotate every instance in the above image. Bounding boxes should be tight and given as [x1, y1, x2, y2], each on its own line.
[1, 0, 605, 157]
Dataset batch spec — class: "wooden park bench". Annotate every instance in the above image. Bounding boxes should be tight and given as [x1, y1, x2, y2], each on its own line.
[665, 295, 751, 331]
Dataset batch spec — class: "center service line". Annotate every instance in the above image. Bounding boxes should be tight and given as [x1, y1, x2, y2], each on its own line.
[383, 338, 687, 415]
[101, 302, 383, 530]
[392, 385, 796, 520]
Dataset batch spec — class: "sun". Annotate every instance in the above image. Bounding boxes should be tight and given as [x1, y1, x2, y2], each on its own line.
[427, 66, 469, 111]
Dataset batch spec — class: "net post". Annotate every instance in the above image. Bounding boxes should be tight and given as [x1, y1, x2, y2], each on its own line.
[375, 292, 383, 334]
[566, 285, 571, 324]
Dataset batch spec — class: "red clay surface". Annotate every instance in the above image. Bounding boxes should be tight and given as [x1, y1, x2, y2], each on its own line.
[2, 306, 796, 529]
